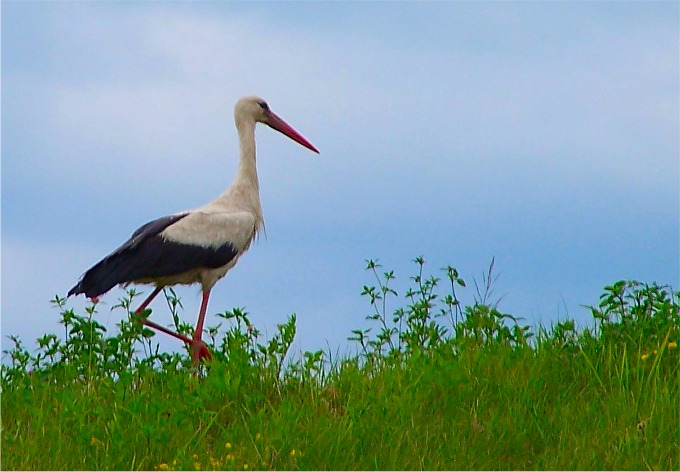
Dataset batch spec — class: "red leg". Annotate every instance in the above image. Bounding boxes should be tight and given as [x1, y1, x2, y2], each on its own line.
[133, 286, 163, 314]
[192, 290, 212, 367]
[133, 287, 193, 345]
[132, 286, 211, 365]
[138, 316, 193, 345]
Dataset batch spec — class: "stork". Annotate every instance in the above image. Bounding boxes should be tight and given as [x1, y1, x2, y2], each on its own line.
[68, 96, 319, 366]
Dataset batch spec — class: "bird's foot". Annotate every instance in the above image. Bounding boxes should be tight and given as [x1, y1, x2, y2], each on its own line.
[198, 342, 212, 361]
[192, 340, 212, 366]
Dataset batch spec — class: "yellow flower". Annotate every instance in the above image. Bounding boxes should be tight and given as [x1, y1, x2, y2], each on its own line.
[193, 461, 201, 470]
[225, 442, 233, 450]
[226, 453, 234, 461]
[193, 453, 199, 460]
[641, 353, 650, 361]
[290, 449, 297, 457]
[668, 341, 677, 349]
[243, 464, 249, 470]
[255, 432, 261, 440]
[158, 464, 169, 471]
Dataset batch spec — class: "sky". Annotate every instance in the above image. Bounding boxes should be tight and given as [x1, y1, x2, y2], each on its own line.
[2, 2, 678, 360]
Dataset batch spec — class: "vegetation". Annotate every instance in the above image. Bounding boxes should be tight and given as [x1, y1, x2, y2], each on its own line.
[2, 257, 678, 470]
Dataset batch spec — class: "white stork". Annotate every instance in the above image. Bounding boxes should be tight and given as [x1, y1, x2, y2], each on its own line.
[68, 96, 319, 366]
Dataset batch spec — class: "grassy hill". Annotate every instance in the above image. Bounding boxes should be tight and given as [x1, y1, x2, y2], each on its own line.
[2, 259, 678, 470]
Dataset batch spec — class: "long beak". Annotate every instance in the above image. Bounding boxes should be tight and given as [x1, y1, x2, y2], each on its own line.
[267, 111, 320, 154]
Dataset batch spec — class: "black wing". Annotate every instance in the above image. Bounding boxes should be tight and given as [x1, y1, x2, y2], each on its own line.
[68, 213, 238, 298]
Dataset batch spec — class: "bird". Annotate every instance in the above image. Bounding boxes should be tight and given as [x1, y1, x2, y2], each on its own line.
[68, 96, 319, 366]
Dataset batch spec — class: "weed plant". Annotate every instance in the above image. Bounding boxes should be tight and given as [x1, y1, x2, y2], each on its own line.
[2, 258, 678, 470]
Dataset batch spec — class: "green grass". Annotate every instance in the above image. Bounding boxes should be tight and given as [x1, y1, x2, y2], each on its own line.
[2, 258, 678, 470]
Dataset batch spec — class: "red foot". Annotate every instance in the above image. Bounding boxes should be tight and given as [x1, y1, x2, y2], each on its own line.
[198, 342, 212, 361]
[191, 340, 212, 367]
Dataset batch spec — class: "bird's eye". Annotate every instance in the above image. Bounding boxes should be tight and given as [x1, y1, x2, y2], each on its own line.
[258, 101, 269, 111]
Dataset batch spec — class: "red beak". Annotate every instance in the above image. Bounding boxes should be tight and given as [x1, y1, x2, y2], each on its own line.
[266, 111, 319, 154]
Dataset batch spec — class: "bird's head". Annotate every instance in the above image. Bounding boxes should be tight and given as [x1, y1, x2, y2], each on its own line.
[235, 96, 319, 153]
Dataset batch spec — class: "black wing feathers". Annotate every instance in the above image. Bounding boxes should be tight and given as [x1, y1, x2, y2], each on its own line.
[68, 213, 238, 298]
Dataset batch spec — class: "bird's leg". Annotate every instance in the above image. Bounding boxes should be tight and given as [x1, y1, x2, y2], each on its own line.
[138, 317, 193, 345]
[191, 290, 212, 366]
[133, 286, 163, 314]
[130, 286, 211, 365]
[132, 287, 193, 346]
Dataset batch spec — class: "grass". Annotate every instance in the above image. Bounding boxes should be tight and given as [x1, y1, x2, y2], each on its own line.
[2, 257, 678, 470]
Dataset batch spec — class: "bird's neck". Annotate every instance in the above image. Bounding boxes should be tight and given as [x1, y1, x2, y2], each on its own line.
[213, 118, 263, 226]
[234, 119, 260, 191]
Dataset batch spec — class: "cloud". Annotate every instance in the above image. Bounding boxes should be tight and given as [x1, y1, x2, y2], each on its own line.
[8, 4, 676, 197]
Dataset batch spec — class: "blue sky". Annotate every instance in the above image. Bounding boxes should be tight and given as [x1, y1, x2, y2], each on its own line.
[2, 2, 678, 358]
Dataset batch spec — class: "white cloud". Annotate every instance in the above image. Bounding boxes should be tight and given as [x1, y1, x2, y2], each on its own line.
[7, 5, 677, 196]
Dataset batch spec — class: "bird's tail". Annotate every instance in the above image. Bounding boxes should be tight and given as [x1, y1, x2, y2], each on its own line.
[68, 255, 133, 299]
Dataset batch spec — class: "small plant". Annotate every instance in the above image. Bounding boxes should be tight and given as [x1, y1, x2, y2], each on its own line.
[2, 257, 678, 471]
[351, 257, 532, 367]
[589, 280, 679, 350]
